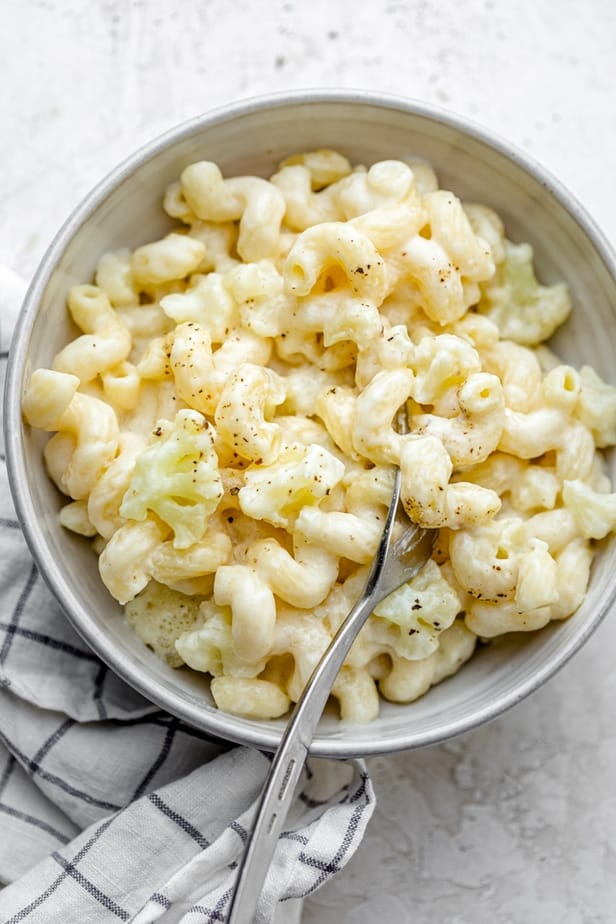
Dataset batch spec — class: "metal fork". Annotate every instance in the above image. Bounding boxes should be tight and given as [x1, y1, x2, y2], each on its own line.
[227, 439, 435, 921]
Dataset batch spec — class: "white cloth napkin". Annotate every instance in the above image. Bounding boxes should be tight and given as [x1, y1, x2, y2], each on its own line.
[0, 267, 375, 923]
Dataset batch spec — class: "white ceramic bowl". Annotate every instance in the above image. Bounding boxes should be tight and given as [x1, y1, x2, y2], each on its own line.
[5, 91, 616, 757]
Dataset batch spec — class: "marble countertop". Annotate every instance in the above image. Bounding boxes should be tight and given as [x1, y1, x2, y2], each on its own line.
[2, 1, 615, 920]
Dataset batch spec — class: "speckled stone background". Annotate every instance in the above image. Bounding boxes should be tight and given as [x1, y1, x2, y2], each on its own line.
[2, 1, 615, 921]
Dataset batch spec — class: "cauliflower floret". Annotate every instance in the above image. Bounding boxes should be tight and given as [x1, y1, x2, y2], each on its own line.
[372, 559, 461, 659]
[125, 581, 202, 667]
[120, 409, 223, 548]
[238, 442, 345, 528]
[477, 240, 571, 345]
[576, 365, 616, 447]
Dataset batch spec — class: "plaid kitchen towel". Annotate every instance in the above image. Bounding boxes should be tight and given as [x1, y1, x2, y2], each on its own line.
[0, 266, 375, 923]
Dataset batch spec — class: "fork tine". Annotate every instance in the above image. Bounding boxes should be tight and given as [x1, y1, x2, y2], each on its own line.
[395, 401, 410, 436]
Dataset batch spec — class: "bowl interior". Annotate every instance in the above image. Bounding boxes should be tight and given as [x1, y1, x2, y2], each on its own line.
[7, 94, 616, 757]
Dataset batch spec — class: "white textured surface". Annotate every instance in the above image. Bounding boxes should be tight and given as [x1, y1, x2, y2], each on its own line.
[2, 1, 615, 920]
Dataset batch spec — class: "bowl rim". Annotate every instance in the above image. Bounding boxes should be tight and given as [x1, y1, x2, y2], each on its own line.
[5, 88, 616, 757]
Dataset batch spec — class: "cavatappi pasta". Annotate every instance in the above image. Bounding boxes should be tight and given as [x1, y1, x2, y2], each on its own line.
[23, 150, 616, 722]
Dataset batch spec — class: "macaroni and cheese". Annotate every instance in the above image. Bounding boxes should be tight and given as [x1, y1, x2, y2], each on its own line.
[22, 150, 616, 723]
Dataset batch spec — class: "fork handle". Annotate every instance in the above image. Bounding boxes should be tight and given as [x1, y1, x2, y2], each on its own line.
[226, 470, 403, 922]
[226, 590, 379, 924]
